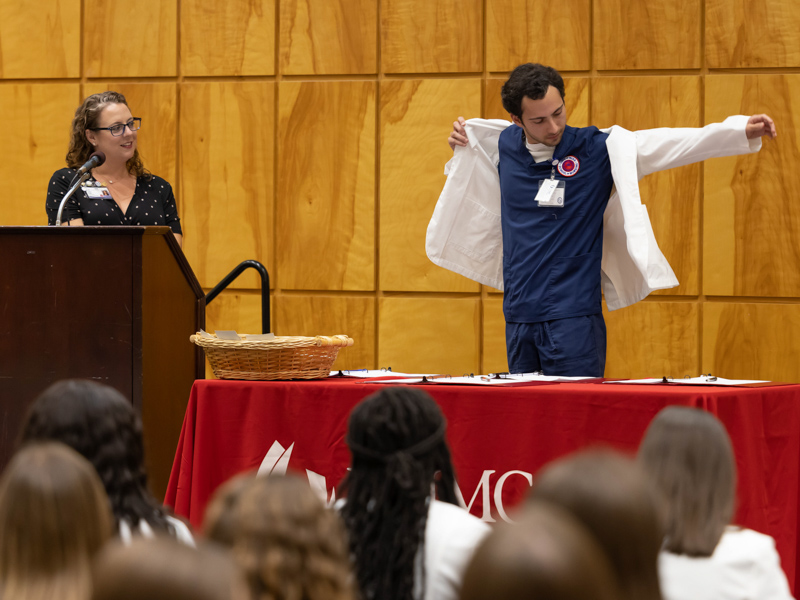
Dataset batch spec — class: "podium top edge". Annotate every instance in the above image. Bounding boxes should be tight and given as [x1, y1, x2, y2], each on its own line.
[0, 226, 170, 236]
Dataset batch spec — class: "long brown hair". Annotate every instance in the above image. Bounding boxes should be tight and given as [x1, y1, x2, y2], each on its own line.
[530, 449, 663, 600]
[91, 538, 247, 600]
[460, 501, 620, 600]
[638, 406, 735, 556]
[233, 475, 354, 600]
[66, 91, 148, 177]
[0, 442, 113, 600]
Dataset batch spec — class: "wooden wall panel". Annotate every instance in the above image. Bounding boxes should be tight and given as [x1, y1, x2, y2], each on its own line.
[707, 0, 800, 68]
[487, 0, 590, 72]
[703, 303, 800, 381]
[379, 297, 480, 373]
[604, 301, 699, 379]
[485, 77, 590, 127]
[704, 75, 800, 297]
[594, 0, 701, 70]
[483, 296, 508, 374]
[0, 0, 80, 78]
[0, 84, 80, 226]
[275, 295, 375, 370]
[381, 0, 482, 73]
[83, 83, 177, 188]
[593, 76, 701, 296]
[277, 81, 375, 291]
[380, 79, 481, 292]
[180, 82, 274, 290]
[84, 0, 177, 77]
[182, 0, 275, 76]
[280, 0, 376, 74]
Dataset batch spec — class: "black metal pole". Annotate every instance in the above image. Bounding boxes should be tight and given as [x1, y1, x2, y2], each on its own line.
[205, 260, 271, 333]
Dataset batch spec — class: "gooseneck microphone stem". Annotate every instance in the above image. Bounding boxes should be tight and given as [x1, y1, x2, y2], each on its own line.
[55, 172, 90, 226]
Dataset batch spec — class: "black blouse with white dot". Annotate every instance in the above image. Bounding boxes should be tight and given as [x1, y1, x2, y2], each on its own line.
[45, 168, 182, 234]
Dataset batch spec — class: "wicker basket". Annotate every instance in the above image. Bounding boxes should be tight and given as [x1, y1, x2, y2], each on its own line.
[190, 333, 354, 381]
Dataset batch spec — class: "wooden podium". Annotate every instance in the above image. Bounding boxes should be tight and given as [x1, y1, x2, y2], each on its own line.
[0, 226, 204, 498]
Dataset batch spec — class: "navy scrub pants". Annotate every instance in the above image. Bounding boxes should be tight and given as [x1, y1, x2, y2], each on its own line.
[505, 314, 607, 377]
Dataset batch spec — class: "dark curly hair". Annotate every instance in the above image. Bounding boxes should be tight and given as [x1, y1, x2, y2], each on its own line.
[19, 379, 173, 536]
[66, 91, 149, 178]
[339, 387, 459, 600]
[501, 63, 566, 118]
[234, 475, 355, 600]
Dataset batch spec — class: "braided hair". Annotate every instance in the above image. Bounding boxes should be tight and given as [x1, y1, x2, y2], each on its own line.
[19, 379, 174, 536]
[339, 387, 459, 600]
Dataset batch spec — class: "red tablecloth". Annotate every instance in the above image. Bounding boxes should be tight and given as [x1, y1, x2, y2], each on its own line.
[165, 378, 800, 591]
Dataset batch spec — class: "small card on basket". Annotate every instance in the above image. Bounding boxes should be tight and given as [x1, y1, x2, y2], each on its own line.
[215, 330, 242, 341]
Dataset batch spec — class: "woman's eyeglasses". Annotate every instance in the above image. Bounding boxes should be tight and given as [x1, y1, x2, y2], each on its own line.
[91, 117, 142, 137]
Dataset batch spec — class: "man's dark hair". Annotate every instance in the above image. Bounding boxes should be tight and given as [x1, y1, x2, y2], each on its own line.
[501, 63, 565, 118]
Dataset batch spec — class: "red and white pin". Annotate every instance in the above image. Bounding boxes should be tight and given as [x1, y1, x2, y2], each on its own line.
[557, 156, 580, 177]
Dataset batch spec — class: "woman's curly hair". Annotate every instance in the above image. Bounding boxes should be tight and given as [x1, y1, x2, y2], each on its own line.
[233, 474, 355, 600]
[66, 91, 148, 177]
[338, 387, 459, 600]
[19, 379, 173, 535]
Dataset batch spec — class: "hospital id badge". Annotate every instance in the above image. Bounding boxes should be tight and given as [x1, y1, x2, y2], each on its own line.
[536, 179, 565, 207]
[82, 184, 112, 200]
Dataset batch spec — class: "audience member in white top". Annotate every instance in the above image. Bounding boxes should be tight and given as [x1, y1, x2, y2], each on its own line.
[460, 501, 620, 600]
[638, 406, 794, 600]
[20, 379, 195, 546]
[0, 442, 113, 600]
[530, 449, 664, 600]
[339, 387, 490, 600]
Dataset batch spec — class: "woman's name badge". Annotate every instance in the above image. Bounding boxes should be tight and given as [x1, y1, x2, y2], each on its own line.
[82, 184, 112, 200]
[536, 179, 565, 207]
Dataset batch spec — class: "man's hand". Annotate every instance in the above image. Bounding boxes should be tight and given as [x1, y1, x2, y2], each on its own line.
[448, 117, 469, 150]
[746, 114, 777, 140]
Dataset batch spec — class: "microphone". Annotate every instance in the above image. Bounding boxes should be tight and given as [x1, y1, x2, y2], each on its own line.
[76, 151, 106, 175]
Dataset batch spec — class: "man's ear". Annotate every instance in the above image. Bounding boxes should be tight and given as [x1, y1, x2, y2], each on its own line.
[510, 114, 522, 128]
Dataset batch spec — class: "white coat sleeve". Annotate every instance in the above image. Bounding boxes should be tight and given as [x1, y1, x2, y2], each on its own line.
[635, 115, 762, 179]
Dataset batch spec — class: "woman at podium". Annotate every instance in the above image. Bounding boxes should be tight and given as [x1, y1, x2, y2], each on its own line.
[45, 91, 182, 247]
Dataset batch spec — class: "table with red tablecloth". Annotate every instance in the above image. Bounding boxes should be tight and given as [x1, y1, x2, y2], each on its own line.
[165, 378, 800, 591]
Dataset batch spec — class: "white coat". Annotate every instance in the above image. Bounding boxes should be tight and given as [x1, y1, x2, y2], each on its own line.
[425, 117, 761, 311]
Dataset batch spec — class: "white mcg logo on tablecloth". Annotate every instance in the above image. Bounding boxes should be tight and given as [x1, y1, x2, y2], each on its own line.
[257, 441, 532, 522]
[257, 440, 337, 507]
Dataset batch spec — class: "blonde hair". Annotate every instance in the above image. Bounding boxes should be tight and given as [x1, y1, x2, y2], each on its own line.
[233, 475, 355, 600]
[202, 472, 255, 547]
[638, 406, 735, 556]
[65, 91, 148, 177]
[0, 442, 113, 600]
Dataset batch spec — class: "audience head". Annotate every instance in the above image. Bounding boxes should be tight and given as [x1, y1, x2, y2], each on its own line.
[638, 406, 736, 556]
[203, 472, 256, 548]
[91, 537, 247, 600]
[340, 386, 458, 600]
[232, 474, 354, 600]
[530, 449, 663, 600]
[20, 378, 172, 534]
[0, 442, 113, 600]
[460, 501, 620, 600]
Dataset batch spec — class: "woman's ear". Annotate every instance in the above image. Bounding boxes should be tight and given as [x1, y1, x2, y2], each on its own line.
[85, 129, 98, 147]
